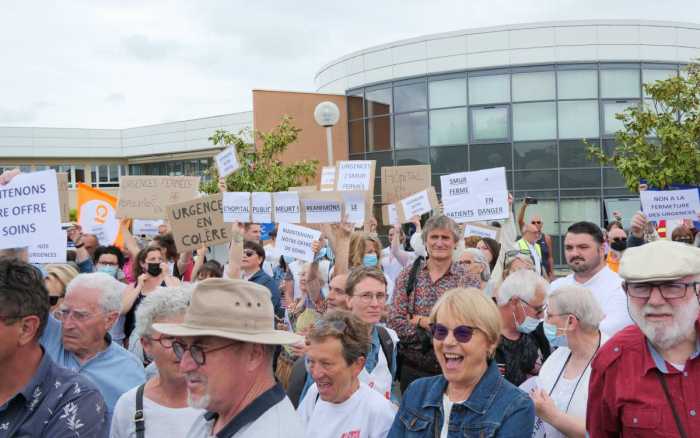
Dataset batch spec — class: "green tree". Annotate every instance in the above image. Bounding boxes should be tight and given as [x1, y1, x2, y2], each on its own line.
[587, 62, 700, 192]
[200, 116, 319, 193]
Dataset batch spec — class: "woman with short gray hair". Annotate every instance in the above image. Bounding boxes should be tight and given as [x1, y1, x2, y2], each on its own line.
[525, 284, 608, 438]
[459, 248, 491, 289]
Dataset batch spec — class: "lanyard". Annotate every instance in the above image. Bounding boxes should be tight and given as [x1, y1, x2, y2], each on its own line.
[548, 331, 601, 414]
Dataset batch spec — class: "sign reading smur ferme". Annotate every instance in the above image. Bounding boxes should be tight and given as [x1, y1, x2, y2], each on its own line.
[166, 193, 232, 253]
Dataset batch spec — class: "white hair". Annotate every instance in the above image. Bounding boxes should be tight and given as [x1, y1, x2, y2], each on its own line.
[548, 284, 604, 330]
[463, 248, 491, 282]
[66, 272, 124, 313]
[134, 286, 192, 338]
[497, 269, 549, 306]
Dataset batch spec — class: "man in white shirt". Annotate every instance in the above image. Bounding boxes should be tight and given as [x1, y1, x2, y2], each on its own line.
[551, 221, 633, 336]
[298, 310, 396, 438]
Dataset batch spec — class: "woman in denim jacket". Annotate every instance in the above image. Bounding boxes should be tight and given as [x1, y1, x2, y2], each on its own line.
[388, 288, 534, 438]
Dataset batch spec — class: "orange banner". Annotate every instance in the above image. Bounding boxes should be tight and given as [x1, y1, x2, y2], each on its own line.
[77, 183, 123, 247]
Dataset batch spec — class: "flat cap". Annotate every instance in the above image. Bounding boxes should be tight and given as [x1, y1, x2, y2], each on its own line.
[619, 240, 700, 282]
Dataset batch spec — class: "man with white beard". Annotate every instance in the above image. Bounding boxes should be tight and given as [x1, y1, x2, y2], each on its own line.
[586, 240, 700, 437]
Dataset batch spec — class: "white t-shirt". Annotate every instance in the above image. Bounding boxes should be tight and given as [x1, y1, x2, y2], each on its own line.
[440, 394, 465, 438]
[110, 386, 202, 438]
[298, 383, 397, 438]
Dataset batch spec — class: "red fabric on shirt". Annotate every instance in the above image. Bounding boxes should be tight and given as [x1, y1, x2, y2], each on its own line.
[586, 319, 700, 437]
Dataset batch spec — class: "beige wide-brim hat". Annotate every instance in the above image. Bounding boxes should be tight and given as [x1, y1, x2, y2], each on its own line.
[153, 278, 303, 345]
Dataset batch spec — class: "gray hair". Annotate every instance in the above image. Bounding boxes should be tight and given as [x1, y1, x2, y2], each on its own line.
[497, 269, 549, 306]
[548, 284, 604, 331]
[463, 248, 491, 282]
[135, 286, 192, 338]
[421, 215, 460, 247]
[66, 272, 124, 313]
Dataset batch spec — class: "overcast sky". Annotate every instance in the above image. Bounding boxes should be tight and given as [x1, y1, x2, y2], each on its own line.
[1, 0, 697, 128]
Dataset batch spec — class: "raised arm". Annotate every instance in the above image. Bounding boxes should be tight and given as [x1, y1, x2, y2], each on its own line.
[226, 222, 244, 279]
[119, 218, 141, 260]
[390, 224, 414, 267]
[517, 200, 528, 233]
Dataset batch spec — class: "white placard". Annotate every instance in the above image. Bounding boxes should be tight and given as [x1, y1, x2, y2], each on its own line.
[463, 223, 499, 239]
[387, 204, 398, 226]
[441, 172, 470, 198]
[444, 191, 509, 223]
[28, 229, 67, 264]
[273, 192, 301, 223]
[441, 167, 507, 200]
[222, 192, 251, 223]
[251, 192, 273, 223]
[277, 223, 321, 263]
[0, 169, 62, 250]
[303, 199, 343, 224]
[133, 219, 164, 236]
[640, 189, 700, 221]
[341, 191, 366, 224]
[336, 160, 373, 191]
[320, 166, 336, 191]
[215, 147, 240, 178]
[401, 190, 433, 219]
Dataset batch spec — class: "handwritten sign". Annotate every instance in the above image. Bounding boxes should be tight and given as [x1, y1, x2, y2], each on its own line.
[56, 172, 70, 222]
[133, 219, 164, 236]
[167, 193, 231, 253]
[382, 203, 399, 226]
[464, 223, 500, 240]
[640, 189, 700, 221]
[320, 166, 337, 191]
[117, 176, 200, 219]
[397, 187, 440, 223]
[214, 147, 240, 178]
[273, 192, 301, 223]
[381, 165, 431, 204]
[300, 191, 344, 224]
[277, 223, 321, 263]
[336, 160, 376, 192]
[222, 192, 251, 223]
[340, 191, 369, 224]
[441, 167, 509, 223]
[440, 172, 470, 199]
[29, 229, 67, 264]
[251, 192, 273, 223]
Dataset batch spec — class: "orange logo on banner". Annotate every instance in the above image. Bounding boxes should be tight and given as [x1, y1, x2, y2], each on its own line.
[77, 183, 124, 247]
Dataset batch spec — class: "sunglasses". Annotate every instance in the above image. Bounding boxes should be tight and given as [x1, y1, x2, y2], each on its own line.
[243, 250, 257, 257]
[531, 221, 542, 225]
[429, 323, 477, 343]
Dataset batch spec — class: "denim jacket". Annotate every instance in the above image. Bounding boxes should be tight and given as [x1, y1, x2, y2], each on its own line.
[388, 361, 534, 438]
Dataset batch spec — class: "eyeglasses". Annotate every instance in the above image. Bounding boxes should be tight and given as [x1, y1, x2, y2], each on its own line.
[171, 340, 239, 366]
[612, 237, 627, 243]
[355, 292, 388, 303]
[146, 335, 177, 349]
[531, 221, 542, 225]
[429, 323, 478, 343]
[623, 282, 699, 300]
[519, 298, 547, 315]
[54, 308, 99, 322]
[243, 250, 256, 257]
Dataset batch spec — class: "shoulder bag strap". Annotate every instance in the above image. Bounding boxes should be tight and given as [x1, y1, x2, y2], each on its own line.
[656, 372, 688, 438]
[134, 383, 146, 438]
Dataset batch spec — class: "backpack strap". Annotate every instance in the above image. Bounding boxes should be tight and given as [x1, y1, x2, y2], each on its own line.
[134, 383, 146, 438]
[405, 256, 425, 317]
[376, 326, 395, 374]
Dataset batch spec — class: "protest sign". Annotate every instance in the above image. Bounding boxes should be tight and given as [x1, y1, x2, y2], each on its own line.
[29, 229, 67, 264]
[440, 167, 509, 223]
[340, 191, 369, 224]
[320, 166, 337, 191]
[440, 172, 470, 198]
[381, 165, 431, 203]
[397, 187, 440, 223]
[441, 167, 507, 200]
[214, 146, 240, 178]
[117, 176, 200, 219]
[299, 191, 344, 224]
[133, 219, 164, 236]
[277, 223, 321, 263]
[56, 172, 70, 222]
[336, 160, 376, 192]
[251, 192, 273, 223]
[222, 192, 251, 223]
[167, 193, 232, 253]
[463, 223, 500, 240]
[77, 184, 123, 247]
[273, 192, 301, 223]
[0, 169, 62, 252]
[382, 203, 399, 226]
[288, 185, 317, 192]
[640, 189, 700, 221]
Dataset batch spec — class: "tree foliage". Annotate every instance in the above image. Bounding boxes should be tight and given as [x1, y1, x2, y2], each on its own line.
[587, 62, 700, 192]
[200, 116, 319, 193]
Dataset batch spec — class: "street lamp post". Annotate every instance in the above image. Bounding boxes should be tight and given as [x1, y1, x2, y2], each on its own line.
[313, 101, 340, 166]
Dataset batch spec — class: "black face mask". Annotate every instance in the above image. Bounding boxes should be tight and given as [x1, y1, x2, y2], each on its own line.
[610, 238, 627, 252]
[147, 263, 162, 277]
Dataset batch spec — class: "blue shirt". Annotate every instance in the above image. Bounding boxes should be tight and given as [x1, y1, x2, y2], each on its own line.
[40, 315, 146, 421]
[249, 269, 283, 319]
[0, 348, 109, 438]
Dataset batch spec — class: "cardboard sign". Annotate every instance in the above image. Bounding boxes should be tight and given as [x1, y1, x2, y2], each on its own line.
[56, 172, 70, 222]
[396, 187, 440, 223]
[382, 204, 399, 226]
[336, 160, 376, 192]
[77, 184, 123, 247]
[222, 192, 251, 223]
[167, 193, 232, 253]
[214, 146, 240, 178]
[277, 223, 321, 263]
[288, 185, 317, 192]
[0, 170, 62, 251]
[133, 219, 164, 236]
[117, 176, 200, 219]
[273, 192, 301, 223]
[640, 189, 700, 221]
[381, 165, 432, 204]
[441, 167, 509, 223]
[463, 223, 500, 240]
[251, 192, 273, 223]
[299, 191, 344, 224]
[320, 166, 337, 191]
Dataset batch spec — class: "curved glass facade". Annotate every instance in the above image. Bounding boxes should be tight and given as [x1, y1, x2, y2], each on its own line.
[347, 62, 681, 265]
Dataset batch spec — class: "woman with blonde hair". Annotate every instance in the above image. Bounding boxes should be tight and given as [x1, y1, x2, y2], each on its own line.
[349, 232, 395, 302]
[45, 263, 80, 313]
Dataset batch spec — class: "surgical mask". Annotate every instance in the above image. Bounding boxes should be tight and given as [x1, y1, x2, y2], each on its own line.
[362, 254, 378, 267]
[147, 263, 162, 277]
[543, 318, 571, 347]
[513, 302, 540, 334]
[97, 265, 118, 278]
[282, 255, 294, 264]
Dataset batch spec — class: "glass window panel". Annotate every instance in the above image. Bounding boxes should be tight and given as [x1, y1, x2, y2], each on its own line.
[394, 82, 427, 113]
[429, 79, 467, 108]
[469, 143, 512, 171]
[366, 151, 393, 174]
[471, 106, 509, 142]
[35, 165, 48, 171]
[603, 101, 638, 135]
[365, 88, 392, 116]
[395, 148, 429, 166]
[349, 120, 365, 154]
[513, 199, 559, 236]
[514, 170, 557, 190]
[557, 70, 598, 99]
[514, 141, 556, 170]
[430, 108, 467, 146]
[19, 165, 32, 173]
[512, 102, 556, 141]
[559, 140, 600, 168]
[642, 69, 676, 98]
[468, 75, 510, 105]
[512, 71, 555, 102]
[604, 198, 641, 229]
[367, 116, 391, 152]
[395, 112, 428, 149]
[600, 70, 641, 98]
[75, 166, 85, 184]
[98, 165, 108, 183]
[560, 198, 601, 228]
[430, 146, 467, 174]
[603, 168, 627, 188]
[558, 100, 599, 139]
[91, 165, 98, 186]
[347, 93, 364, 120]
[560, 168, 601, 188]
[109, 164, 119, 182]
